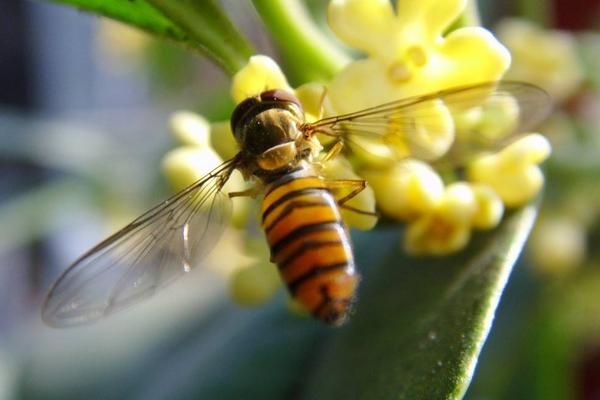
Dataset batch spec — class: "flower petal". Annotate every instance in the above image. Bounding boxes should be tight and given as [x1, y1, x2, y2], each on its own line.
[404, 213, 472, 255]
[396, 0, 466, 42]
[170, 111, 211, 147]
[467, 134, 551, 207]
[231, 55, 292, 104]
[328, 0, 396, 57]
[471, 184, 504, 229]
[327, 59, 395, 113]
[423, 27, 511, 91]
[162, 146, 222, 191]
[364, 159, 444, 220]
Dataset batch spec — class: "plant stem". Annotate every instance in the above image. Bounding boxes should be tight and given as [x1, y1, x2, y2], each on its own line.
[463, 0, 482, 26]
[147, 0, 255, 75]
[252, 0, 350, 85]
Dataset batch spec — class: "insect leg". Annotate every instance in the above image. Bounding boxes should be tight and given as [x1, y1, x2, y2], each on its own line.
[322, 141, 344, 163]
[228, 186, 261, 199]
[326, 179, 379, 217]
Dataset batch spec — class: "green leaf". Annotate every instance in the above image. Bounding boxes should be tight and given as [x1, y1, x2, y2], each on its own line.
[146, 0, 254, 75]
[142, 204, 537, 399]
[48, 0, 254, 75]
[301, 204, 539, 399]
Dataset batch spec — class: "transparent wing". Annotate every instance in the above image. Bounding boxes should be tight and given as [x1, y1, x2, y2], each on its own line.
[42, 160, 238, 327]
[308, 81, 552, 166]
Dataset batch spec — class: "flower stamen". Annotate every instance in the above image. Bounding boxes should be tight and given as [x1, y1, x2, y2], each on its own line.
[388, 61, 412, 83]
[406, 45, 427, 67]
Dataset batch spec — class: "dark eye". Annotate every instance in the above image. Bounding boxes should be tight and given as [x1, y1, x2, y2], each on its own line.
[260, 89, 303, 111]
[230, 96, 260, 136]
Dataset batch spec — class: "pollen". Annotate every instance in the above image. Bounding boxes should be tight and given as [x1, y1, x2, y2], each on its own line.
[406, 45, 427, 67]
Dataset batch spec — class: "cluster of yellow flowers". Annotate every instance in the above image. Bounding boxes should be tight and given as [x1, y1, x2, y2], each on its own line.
[495, 19, 592, 277]
[162, 0, 553, 305]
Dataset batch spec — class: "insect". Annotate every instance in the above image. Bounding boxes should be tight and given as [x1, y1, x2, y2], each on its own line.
[42, 81, 550, 327]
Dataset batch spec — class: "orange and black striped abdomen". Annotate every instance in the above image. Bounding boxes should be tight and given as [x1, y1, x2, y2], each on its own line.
[261, 172, 359, 325]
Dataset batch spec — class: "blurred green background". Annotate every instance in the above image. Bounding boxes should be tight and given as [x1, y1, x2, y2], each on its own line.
[0, 0, 599, 399]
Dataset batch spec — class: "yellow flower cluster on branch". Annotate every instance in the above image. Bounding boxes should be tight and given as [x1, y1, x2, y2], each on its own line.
[161, 110, 249, 224]
[404, 182, 504, 255]
[467, 133, 551, 207]
[162, 0, 554, 304]
[327, 0, 511, 110]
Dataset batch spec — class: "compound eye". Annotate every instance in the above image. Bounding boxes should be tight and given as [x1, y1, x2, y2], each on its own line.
[260, 89, 303, 112]
[230, 96, 260, 139]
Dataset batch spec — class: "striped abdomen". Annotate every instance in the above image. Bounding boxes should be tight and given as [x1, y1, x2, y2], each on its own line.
[261, 171, 359, 325]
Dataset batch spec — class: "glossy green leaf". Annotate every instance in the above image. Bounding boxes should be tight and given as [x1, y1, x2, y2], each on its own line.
[133, 204, 537, 399]
[145, 0, 254, 74]
[301, 204, 538, 399]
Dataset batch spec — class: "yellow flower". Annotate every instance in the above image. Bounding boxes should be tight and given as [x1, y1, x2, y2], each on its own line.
[209, 120, 239, 160]
[497, 18, 583, 102]
[231, 54, 378, 231]
[321, 156, 378, 230]
[170, 111, 212, 147]
[231, 55, 293, 103]
[452, 93, 520, 144]
[363, 159, 444, 220]
[230, 261, 282, 306]
[227, 236, 284, 306]
[326, 0, 510, 161]
[470, 184, 504, 230]
[162, 146, 223, 192]
[161, 111, 249, 225]
[327, 0, 511, 110]
[231, 54, 328, 122]
[467, 133, 551, 207]
[404, 181, 503, 255]
[404, 182, 476, 255]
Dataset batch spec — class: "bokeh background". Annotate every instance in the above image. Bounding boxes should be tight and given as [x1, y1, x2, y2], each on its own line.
[0, 0, 599, 399]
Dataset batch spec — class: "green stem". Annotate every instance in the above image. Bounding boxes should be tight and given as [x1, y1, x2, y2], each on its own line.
[463, 0, 482, 26]
[145, 0, 255, 75]
[252, 0, 350, 85]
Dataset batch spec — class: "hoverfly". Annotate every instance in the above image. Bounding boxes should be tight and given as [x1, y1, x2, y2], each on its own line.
[42, 82, 550, 327]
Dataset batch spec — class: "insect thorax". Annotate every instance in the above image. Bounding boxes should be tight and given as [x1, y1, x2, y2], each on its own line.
[231, 90, 320, 177]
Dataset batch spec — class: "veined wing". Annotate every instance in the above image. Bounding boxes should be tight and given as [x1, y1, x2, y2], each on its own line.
[308, 81, 552, 165]
[42, 159, 238, 327]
